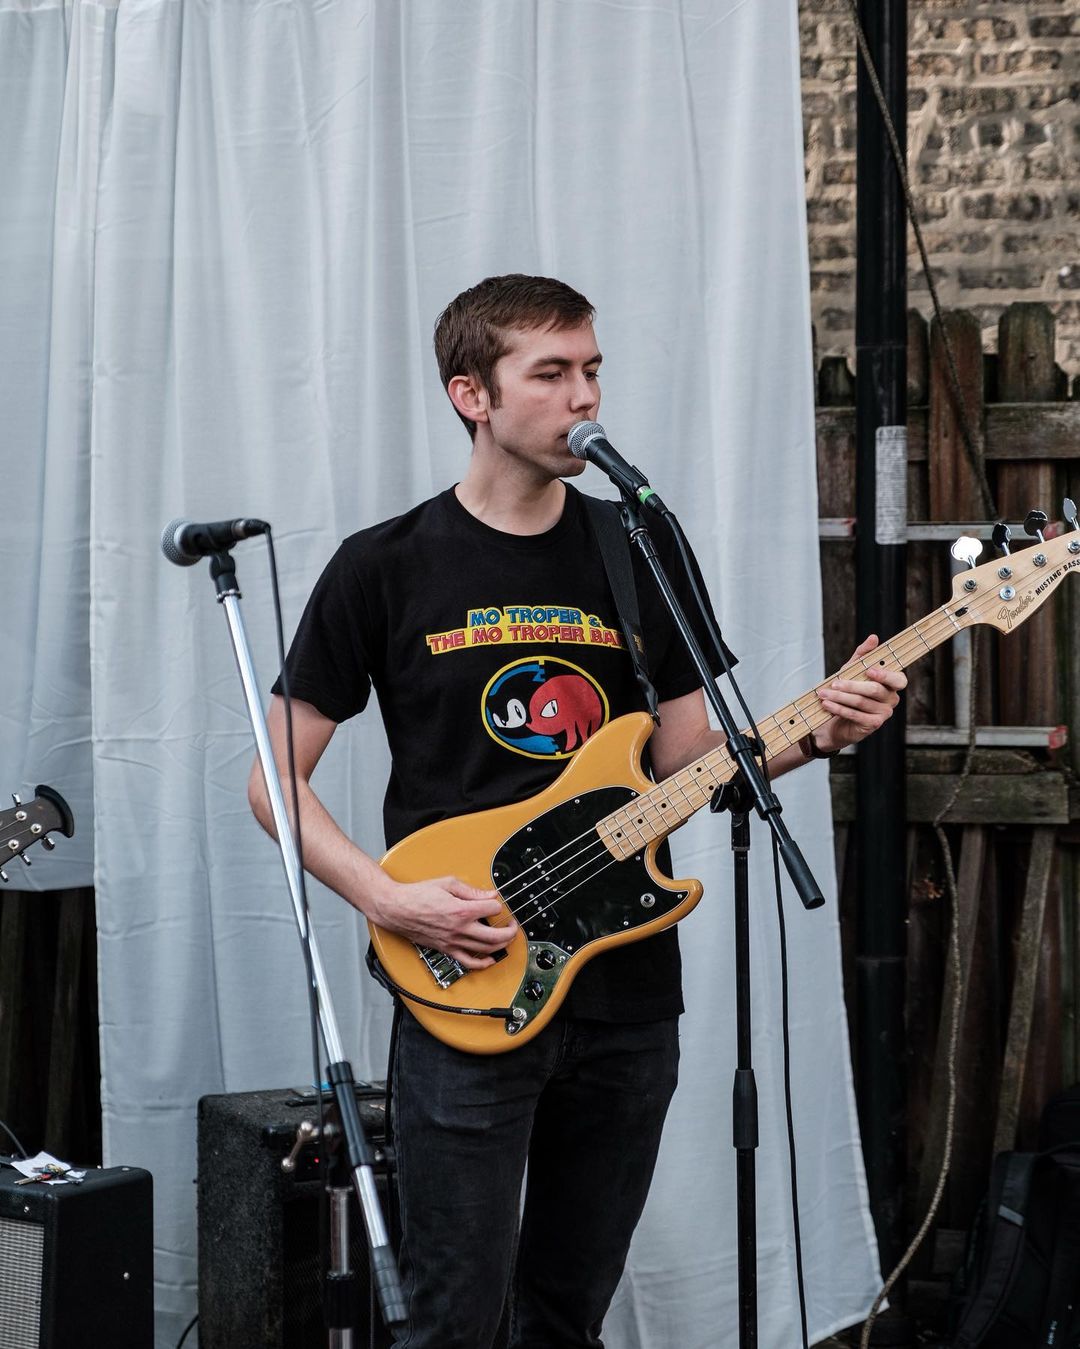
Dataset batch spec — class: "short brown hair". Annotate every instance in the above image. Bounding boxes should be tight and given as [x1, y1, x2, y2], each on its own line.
[434, 274, 595, 437]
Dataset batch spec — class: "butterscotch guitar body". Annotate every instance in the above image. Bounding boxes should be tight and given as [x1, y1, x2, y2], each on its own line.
[372, 713, 704, 1054]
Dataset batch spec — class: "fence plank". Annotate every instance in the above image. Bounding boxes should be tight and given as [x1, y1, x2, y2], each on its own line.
[928, 311, 986, 521]
[819, 403, 1080, 463]
[915, 826, 988, 1237]
[997, 303, 1058, 404]
[996, 305, 1058, 727]
[831, 772, 1068, 824]
[993, 828, 1056, 1154]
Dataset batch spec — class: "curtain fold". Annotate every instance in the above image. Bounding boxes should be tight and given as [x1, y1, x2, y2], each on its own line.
[1, 2, 880, 1344]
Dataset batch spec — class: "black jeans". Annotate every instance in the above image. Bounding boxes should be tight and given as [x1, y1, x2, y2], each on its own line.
[389, 1008, 680, 1349]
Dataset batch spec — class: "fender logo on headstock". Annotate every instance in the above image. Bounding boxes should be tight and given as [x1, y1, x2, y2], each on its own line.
[997, 590, 1037, 630]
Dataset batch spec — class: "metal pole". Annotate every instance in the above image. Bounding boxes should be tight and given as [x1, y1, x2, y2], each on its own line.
[854, 0, 912, 1325]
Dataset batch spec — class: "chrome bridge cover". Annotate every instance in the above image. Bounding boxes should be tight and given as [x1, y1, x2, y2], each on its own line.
[417, 945, 465, 988]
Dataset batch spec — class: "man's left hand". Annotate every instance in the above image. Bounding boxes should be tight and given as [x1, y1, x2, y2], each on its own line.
[812, 634, 906, 754]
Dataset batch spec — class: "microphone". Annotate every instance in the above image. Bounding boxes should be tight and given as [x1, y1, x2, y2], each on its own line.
[161, 517, 269, 566]
[566, 421, 667, 513]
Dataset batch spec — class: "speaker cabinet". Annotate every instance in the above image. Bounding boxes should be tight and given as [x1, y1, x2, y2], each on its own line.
[0, 1165, 153, 1349]
[197, 1086, 394, 1349]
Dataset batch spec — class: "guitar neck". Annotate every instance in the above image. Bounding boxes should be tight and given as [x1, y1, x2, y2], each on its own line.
[600, 606, 961, 854]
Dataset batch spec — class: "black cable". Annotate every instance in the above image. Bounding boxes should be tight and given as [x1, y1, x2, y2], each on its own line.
[175, 1313, 197, 1348]
[771, 833, 811, 1349]
[0, 1118, 29, 1159]
[656, 510, 811, 1348]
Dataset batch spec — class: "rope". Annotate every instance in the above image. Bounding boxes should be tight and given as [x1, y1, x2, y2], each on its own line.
[859, 643, 977, 1348]
[842, 0, 998, 523]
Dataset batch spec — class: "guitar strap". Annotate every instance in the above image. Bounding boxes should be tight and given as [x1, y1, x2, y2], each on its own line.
[581, 495, 660, 724]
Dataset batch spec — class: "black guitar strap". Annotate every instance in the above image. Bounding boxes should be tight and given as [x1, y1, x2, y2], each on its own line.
[582, 494, 660, 723]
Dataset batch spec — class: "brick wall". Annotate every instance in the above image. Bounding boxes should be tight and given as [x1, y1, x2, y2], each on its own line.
[802, 0, 1080, 379]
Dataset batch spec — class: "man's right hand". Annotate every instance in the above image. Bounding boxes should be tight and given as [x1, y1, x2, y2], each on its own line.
[368, 876, 518, 970]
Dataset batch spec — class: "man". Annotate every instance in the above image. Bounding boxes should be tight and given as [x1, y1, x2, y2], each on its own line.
[249, 274, 905, 1347]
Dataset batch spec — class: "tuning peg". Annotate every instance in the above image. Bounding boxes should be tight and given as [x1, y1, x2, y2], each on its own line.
[1024, 510, 1049, 544]
[991, 522, 1012, 556]
[20, 854, 31, 867]
[950, 535, 983, 569]
[11, 793, 20, 807]
[1065, 498, 1078, 531]
[41, 837, 55, 852]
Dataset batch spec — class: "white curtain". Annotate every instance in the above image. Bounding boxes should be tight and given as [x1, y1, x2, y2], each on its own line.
[1, 1, 881, 1345]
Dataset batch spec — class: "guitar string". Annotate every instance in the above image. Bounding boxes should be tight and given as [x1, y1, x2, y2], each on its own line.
[414, 563, 1061, 981]
[421, 586, 1037, 977]
[422, 555, 1068, 979]
[489, 604, 970, 918]
[473, 602, 983, 940]
[430, 592, 1020, 973]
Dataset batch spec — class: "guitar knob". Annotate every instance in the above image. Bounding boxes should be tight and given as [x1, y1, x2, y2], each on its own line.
[523, 981, 545, 1001]
[535, 949, 557, 970]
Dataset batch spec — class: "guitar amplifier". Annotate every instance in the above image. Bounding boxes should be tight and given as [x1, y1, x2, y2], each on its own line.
[197, 1085, 395, 1349]
[0, 1164, 153, 1349]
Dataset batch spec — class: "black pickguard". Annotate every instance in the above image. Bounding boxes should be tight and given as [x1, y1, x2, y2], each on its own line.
[490, 786, 686, 955]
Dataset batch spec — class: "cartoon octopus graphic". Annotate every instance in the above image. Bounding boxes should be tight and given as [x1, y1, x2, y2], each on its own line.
[483, 659, 608, 759]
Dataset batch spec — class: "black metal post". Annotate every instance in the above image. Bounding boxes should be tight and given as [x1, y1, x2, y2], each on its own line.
[729, 799, 758, 1348]
[854, 0, 911, 1328]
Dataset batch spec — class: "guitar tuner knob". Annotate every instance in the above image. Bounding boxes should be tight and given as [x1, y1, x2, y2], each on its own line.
[10, 794, 20, 807]
[0, 869, 7, 883]
[1064, 497, 1078, 531]
[950, 535, 983, 570]
[991, 522, 1012, 556]
[1024, 510, 1049, 543]
[41, 837, 56, 851]
[20, 854, 31, 867]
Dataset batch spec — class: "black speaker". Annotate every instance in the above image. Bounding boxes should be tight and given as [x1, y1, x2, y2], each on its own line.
[197, 1085, 394, 1349]
[0, 1164, 153, 1349]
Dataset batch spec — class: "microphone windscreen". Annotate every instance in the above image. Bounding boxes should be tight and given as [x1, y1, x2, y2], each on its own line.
[160, 518, 198, 566]
[567, 420, 606, 461]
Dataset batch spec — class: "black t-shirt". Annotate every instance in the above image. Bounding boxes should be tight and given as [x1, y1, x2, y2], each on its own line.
[275, 482, 732, 1021]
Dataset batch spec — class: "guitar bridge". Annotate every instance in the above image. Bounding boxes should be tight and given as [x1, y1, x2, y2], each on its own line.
[417, 945, 465, 988]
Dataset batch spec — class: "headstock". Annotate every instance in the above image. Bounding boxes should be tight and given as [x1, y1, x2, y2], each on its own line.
[948, 502, 1080, 635]
[0, 786, 74, 881]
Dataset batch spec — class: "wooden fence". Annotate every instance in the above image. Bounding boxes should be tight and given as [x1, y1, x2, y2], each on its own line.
[817, 300, 1080, 1301]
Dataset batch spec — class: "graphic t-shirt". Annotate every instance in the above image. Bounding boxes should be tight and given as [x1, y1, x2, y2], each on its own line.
[276, 482, 732, 1021]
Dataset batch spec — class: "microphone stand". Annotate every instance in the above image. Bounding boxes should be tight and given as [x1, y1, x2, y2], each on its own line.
[615, 495, 824, 1349]
[205, 548, 406, 1345]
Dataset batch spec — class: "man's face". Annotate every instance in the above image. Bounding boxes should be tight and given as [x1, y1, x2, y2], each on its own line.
[482, 321, 602, 478]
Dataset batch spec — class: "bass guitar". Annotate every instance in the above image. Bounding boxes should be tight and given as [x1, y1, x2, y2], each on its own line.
[372, 508, 1080, 1053]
